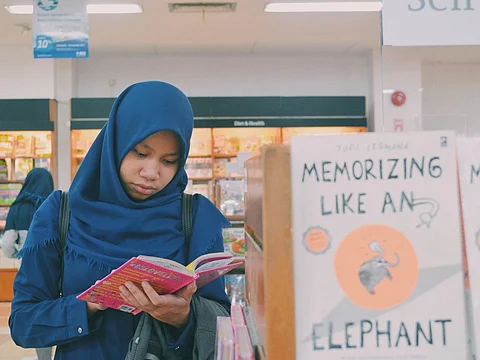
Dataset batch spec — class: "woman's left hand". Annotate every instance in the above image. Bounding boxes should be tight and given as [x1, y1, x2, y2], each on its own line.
[119, 281, 197, 328]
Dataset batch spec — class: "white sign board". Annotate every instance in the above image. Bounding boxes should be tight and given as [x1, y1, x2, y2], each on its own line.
[291, 131, 468, 359]
[33, 0, 89, 59]
[382, 0, 480, 46]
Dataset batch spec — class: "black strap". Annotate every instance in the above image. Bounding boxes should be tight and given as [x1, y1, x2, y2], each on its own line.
[182, 193, 194, 247]
[58, 191, 70, 298]
[57, 191, 194, 297]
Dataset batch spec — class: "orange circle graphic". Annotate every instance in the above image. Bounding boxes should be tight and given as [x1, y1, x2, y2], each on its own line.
[304, 227, 330, 254]
[335, 224, 419, 310]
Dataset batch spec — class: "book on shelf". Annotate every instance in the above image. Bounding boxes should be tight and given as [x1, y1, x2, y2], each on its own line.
[456, 136, 480, 360]
[291, 130, 468, 359]
[77, 252, 244, 315]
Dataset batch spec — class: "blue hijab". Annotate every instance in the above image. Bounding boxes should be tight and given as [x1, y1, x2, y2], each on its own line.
[67, 81, 229, 270]
[5, 168, 54, 231]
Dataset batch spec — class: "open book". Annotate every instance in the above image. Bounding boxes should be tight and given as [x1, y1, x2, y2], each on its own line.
[76, 252, 243, 314]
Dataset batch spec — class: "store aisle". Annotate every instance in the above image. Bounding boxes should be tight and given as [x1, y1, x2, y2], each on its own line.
[0, 302, 39, 360]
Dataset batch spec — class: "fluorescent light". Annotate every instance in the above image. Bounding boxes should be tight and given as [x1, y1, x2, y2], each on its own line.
[4, 4, 143, 15]
[264, 2, 382, 13]
[4, 5, 31, 15]
[87, 4, 143, 14]
[383, 89, 395, 94]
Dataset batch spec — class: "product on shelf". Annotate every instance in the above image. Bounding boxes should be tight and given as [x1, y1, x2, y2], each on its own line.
[223, 228, 245, 255]
[225, 274, 245, 305]
[185, 157, 212, 178]
[34, 158, 51, 171]
[291, 131, 468, 359]
[214, 158, 243, 178]
[0, 207, 9, 230]
[213, 128, 280, 155]
[33, 133, 52, 157]
[0, 159, 8, 180]
[0, 183, 22, 205]
[190, 128, 212, 156]
[185, 180, 213, 200]
[215, 317, 235, 360]
[218, 180, 244, 217]
[0, 135, 14, 157]
[14, 158, 33, 181]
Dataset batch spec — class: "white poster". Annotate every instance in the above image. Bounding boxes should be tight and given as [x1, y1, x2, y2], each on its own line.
[456, 136, 480, 360]
[33, 0, 89, 59]
[291, 131, 468, 359]
[382, 0, 480, 46]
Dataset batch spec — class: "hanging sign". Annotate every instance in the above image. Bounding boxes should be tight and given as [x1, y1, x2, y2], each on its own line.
[33, 0, 89, 59]
[382, 0, 480, 46]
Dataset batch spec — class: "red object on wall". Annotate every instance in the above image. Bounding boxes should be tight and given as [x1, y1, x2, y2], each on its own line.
[394, 119, 404, 132]
[392, 91, 406, 106]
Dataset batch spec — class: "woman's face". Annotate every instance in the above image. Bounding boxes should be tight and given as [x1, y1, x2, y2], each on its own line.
[119, 130, 181, 201]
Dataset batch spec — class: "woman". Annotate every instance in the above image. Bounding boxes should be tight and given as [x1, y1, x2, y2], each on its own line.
[9, 81, 230, 359]
[2, 167, 54, 360]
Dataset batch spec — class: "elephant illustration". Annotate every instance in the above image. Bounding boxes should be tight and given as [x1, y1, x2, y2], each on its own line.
[358, 253, 400, 295]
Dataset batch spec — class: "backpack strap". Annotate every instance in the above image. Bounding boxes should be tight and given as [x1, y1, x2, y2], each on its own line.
[58, 191, 70, 298]
[182, 193, 194, 248]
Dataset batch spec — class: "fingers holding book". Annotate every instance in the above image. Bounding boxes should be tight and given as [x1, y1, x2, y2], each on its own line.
[119, 280, 197, 328]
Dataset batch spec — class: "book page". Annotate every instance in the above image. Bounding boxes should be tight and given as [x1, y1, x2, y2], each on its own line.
[137, 255, 191, 275]
[187, 251, 233, 272]
[195, 262, 243, 288]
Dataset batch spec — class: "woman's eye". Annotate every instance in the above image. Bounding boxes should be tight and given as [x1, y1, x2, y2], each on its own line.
[163, 159, 178, 164]
[134, 149, 147, 157]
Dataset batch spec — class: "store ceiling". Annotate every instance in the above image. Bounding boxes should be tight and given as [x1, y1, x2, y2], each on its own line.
[0, 0, 382, 54]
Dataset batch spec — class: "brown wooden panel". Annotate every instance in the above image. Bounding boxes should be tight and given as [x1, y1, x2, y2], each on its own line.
[244, 231, 266, 346]
[0, 269, 17, 302]
[245, 152, 263, 244]
[244, 144, 295, 360]
[262, 145, 295, 360]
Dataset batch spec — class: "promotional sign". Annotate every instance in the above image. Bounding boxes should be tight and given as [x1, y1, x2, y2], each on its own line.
[291, 131, 468, 359]
[33, 0, 89, 59]
[382, 0, 480, 46]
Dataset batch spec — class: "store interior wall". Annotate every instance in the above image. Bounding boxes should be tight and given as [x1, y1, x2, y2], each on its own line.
[0, 46, 55, 99]
[422, 62, 480, 135]
[74, 52, 372, 98]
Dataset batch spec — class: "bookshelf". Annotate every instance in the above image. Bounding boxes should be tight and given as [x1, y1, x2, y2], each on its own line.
[0, 131, 54, 232]
[243, 144, 295, 359]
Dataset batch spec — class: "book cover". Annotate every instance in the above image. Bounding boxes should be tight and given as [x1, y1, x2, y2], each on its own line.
[456, 136, 480, 360]
[291, 131, 468, 359]
[77, 253, 242, 314]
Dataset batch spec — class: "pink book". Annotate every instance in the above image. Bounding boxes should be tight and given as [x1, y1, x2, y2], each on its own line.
[77, 252, 243, 315]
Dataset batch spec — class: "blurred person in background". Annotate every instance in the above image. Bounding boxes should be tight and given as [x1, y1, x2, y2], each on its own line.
[2, 167, 54, 360]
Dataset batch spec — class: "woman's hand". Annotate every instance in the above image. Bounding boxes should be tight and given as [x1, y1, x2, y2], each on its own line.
[119, 281, 197, 328]
[85, 280, 108, 317]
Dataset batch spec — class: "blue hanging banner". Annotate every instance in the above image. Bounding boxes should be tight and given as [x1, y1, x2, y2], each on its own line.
[33, 0, 89, 59]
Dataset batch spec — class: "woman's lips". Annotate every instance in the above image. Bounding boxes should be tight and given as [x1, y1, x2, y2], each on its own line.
[132, 184, 156, 195]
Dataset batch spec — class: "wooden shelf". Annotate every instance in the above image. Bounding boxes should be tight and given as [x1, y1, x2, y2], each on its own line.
[0, 156, 51, 159]
[226, 215, 245, 222]
[188, 154, 211, 158]
[214, 175, 244, 180]
[190, 177, 212, 182]
[213, 154, 238, 159]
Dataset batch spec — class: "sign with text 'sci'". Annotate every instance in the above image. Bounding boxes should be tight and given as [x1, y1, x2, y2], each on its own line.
[382, 0, 480, 46]
[33, 0, 89, 59]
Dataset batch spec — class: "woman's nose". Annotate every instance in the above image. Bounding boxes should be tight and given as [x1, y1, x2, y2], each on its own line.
[139, 164, 160, 181]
